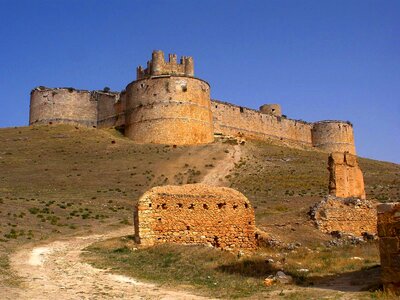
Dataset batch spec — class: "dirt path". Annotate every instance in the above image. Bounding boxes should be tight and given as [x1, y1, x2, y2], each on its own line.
[201, 144, 242, 186]
[10, 227, 208, 300]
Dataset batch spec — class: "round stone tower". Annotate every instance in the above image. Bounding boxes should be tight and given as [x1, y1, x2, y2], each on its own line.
[312, 120, 356, 154]
[259, 104, 282, 117]
[29, 87, 98, 127]
[125, 50, 214, 145]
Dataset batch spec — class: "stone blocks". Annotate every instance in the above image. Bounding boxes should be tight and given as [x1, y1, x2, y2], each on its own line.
[328, 152, 366, 199]
[377, 202, 400, 295]
[310, 196, 377, 236]
[134, 184, 257, 251]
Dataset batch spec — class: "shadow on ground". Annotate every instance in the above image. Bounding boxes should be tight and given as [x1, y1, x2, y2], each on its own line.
[217, 260, 382, 293]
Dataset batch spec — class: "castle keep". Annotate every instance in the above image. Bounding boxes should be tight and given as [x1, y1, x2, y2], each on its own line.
[29, 50, 356, 153]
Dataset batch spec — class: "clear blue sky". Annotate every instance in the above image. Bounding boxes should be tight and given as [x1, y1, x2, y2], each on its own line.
[0, 0, 399, 163]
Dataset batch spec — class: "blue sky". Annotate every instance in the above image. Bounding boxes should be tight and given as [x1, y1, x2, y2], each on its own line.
[0, 0, 399, 163]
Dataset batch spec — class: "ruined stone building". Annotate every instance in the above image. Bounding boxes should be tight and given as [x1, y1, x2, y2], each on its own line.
[30, 50, 356, 153]
[310, 152, 377, 236]
[134, 184, 257, 251]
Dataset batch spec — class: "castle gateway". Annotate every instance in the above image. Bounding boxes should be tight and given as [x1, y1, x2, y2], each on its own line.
[29, 50, 356, 153]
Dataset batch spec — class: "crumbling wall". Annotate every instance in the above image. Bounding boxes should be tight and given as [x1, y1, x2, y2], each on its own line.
[377, 203, 400, 295]
[310, 196, 377, 236]
[125, 76, 214, 145]
[328, 152, 366, 199]
[29, 87, 98, 127]
[134, 184, 257, 251]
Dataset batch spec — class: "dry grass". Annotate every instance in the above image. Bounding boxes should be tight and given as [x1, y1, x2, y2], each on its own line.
[1, 124, 399, 297]
[0, 124, 228, 285]
[83, 236, 381, 299]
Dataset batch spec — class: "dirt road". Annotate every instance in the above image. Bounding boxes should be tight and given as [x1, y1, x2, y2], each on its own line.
[10, 227, 208, 300]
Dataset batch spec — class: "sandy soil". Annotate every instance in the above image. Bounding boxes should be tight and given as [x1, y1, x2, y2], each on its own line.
[9, 227, 208, 300]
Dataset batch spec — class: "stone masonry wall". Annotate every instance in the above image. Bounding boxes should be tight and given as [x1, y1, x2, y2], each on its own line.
[28, 50, 357, 152]
[310, 196, 377, 236]
[312, 121, 356, 154]
[377, 203, 400, 295]
[125, 76, 214, 145]
[211, 100, 313, 148]
[134, 184, 257, 251]
[96, 91, 120, 128]
[30, 87, 98, 127]
[328, 152, 366, 199]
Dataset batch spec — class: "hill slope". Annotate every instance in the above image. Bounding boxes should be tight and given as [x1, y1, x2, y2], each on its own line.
[0, 124, 399, 297]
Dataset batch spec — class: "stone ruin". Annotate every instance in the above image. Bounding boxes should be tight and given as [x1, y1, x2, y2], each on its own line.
[310, 152, 377, 236]
[328, 151, 366, 199]
[310, 196, 377, 236]
[133, 184, 257, 251]
[377, 203, 400, 295]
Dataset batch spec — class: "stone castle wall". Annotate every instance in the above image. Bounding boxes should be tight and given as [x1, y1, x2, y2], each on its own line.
[29, 50, 357, 151]
[377, 203, 400, 295]
[30, 87, 98, 127]
[211, 100, 313, 148]
[96, 91, 126, 129]
[134, 184, 257, 251]
[125, 76, 214, 145]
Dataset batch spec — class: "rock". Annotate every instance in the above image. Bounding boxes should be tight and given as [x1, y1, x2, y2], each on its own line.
[351, 257, 363, 260]
[275, 271, 293, 284]
[297, 268, 309, 273]
[265, 258, 274, 264]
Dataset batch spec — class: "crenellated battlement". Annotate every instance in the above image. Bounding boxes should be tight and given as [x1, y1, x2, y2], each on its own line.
[136, 50, 194, 79]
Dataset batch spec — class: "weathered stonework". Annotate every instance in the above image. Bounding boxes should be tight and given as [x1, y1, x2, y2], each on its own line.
[125, 76, 213, 145]
[328, 152, 366, 199]
[29, 88, 99, 127]
[133, 184, 257, 251]
[377, 203, 400, 295]
[29, 50, 357, 152]
[259, 104, 282, 117]
[310, 195, 377, 236]
[312, 121, 356, 154]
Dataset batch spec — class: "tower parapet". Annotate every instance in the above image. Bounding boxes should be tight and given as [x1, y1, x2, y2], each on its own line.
[312, 120, 356, 154]
[136, 50, 195, 79]
[259, 104, 282, 117]
[126, 51, 213, 145]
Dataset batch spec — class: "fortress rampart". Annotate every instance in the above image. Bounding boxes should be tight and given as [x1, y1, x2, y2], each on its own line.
[211, 100, 313, 148]
[30, 87, 98, 127]
[29, 50, 357, 153]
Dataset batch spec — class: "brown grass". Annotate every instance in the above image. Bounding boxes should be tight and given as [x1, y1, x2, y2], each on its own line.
[1, 124, 399, 297]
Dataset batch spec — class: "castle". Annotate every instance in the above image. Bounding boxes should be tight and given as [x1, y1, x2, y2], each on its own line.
[29, 50, 356, 154]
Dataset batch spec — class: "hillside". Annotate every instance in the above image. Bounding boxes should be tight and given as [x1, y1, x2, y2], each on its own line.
[0, 124, 399, 298]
